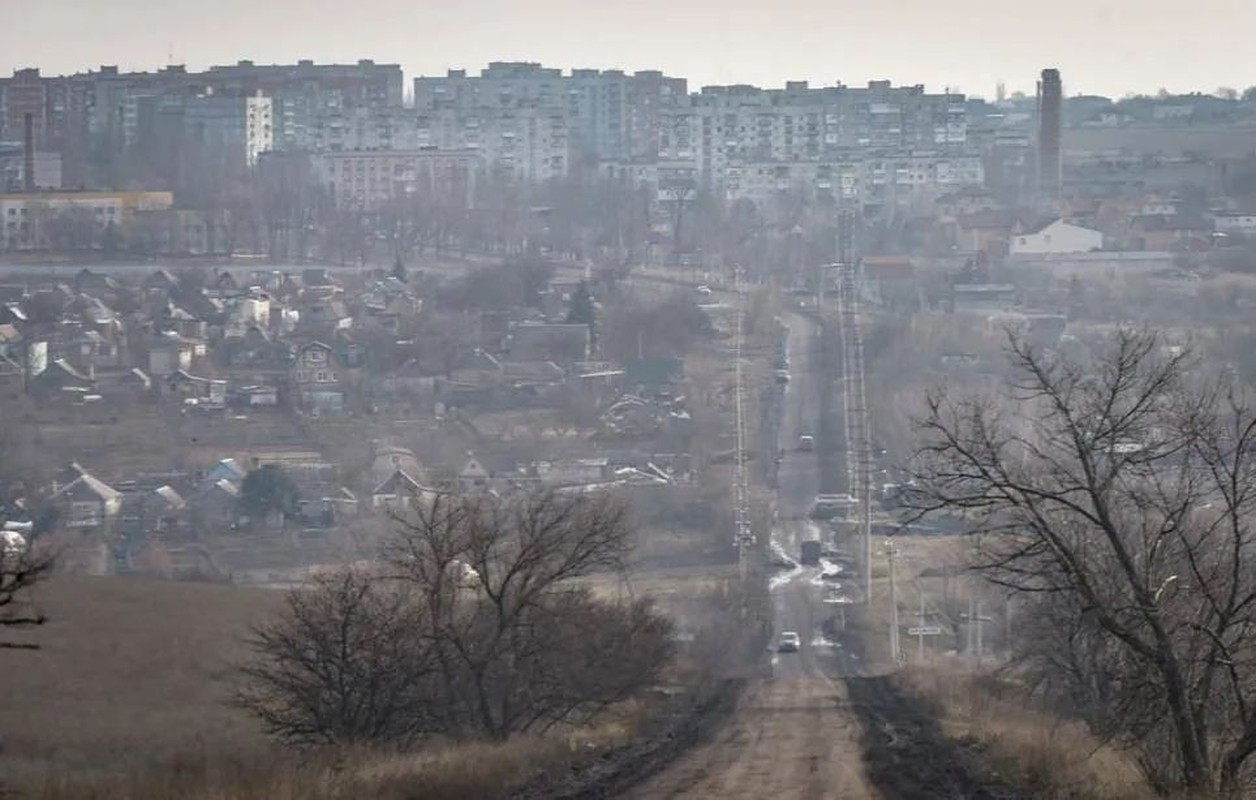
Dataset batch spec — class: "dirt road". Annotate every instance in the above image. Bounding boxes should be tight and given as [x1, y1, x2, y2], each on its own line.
[624, 673, 875, 800]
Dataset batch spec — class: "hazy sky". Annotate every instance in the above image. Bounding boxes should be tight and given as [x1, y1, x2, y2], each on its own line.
[3, 0, 1254, 99]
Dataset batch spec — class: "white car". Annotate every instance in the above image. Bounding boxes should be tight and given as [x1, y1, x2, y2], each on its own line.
[695, 284, 713, 295]
[778, 631, 802, 652]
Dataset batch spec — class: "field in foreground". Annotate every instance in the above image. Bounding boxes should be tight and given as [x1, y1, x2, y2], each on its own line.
[0, 568, 738, 799]
[0, 576, 284, 786]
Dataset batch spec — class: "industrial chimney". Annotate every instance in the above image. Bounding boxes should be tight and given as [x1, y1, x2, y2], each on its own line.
[23, 112, 36, 193]
[1036, 68, 1063, 206]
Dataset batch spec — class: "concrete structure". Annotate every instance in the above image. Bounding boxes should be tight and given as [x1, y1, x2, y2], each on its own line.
[0, 190, 173, 250]
[414, 62, 686, 162]
[1010, 218, 1103, 254]
[244, 94, 274, 166]
[1212, 211, 1256, 237]
[1036, 68, 1063, 205]
[313, 149, 480, 208]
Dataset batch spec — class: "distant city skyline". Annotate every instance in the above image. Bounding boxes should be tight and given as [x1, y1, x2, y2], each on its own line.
[3, 0, 1255, 101]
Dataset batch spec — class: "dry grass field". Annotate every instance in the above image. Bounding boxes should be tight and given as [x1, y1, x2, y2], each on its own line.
[899, 662, 1155, 800]
[0, 576, 284, 788]
[0, 573, 693, 799]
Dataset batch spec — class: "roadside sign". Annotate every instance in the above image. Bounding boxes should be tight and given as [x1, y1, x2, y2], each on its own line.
[907, 626, 943, 636]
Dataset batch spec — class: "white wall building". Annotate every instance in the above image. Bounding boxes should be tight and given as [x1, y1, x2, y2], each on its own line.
[245, 94, 274, 166]
[314, 150, 480, 208]
[1212, 212, 1256, 237]
[1010, 219, 1104, 255]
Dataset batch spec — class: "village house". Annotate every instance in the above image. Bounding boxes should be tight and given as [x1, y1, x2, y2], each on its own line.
[1127, 213, 1215, 251]
[289, 340, 350, 412]
[371, 444, 423, 485]
[371, 469, 438, 510]
[505, 322, 590, 364]
[50, 464, 122, 530]
[1009, 219, 1104, 255]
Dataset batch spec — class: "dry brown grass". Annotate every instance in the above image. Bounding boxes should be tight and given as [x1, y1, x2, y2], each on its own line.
[0, 575, 646, 800]
[899, 661, 1153, 800]
[23, 735, 605, 800]
[0, 575, 283, 786]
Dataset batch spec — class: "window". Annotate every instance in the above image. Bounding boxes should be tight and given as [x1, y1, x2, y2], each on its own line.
[316, 371, 330, 383]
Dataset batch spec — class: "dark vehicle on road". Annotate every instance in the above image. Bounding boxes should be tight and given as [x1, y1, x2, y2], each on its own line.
[800, 539, 822, 566]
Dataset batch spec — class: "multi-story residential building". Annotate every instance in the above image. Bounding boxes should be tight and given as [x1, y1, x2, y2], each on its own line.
[414, 62, 685, 163]
[202, 59, 403, 150]
[154, 92, 274, 167]
[0, 68, 93, 187]
[313, 149, 480, 208]
[300, 101, 569, 183]
[0, 189, 173, 250]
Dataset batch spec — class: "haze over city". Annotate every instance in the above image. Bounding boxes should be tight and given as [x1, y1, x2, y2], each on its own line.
[4, 0, 1256, 97]
[9, 1, 1256, 798]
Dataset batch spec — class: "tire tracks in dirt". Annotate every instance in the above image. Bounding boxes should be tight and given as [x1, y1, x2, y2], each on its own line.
[622, 675, 877, 800]
[842, 674, 1018, 800]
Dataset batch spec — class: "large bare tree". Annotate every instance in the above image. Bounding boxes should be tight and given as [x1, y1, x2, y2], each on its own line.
[912, 327, 1256, 792]
[236, 489, 672, 744]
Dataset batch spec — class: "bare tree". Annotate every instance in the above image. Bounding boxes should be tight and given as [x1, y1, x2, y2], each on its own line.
[234, 568, 435, 745]
[385, 489, 668, 740]
[0, 537, 54, 650]
[912, 327, 1256, 793]
[236, 489, 672, 745]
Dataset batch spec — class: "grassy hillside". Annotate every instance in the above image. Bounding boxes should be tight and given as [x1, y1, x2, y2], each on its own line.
[0, 576, 283, 786]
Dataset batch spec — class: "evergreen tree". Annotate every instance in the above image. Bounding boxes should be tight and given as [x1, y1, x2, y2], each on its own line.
[566, 281, 597, 343]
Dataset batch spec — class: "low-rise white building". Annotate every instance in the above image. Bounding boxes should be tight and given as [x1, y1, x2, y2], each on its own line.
[1212, 211, 1256, 237]
[1010, 219, 1103, 255]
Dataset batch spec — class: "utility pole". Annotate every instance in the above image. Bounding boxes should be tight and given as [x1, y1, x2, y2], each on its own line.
[733, 265, 753, 582]
[886, 539, 900, 665]
[918, 588, 927, 661]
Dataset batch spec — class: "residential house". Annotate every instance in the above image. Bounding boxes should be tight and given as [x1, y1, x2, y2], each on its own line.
[371, 444, 423, 485]
[458, 455, 492, 489]
[533, 457, 610, 487]
[220, 325, 292, 369]
[951, 284, 1018, 315]
[289, 340, 350, 412]
[371, 469, 435, 509]
[188, 478, 241, 529]
[1128, 214, 1214, 251]
[229, 384, 280, 408]
[50, 464, 122, 530]
[505, 322, 590, 364]
[859, 256, 918, 308]
[167, 370, 227, 405]
[143, 485, 187, 533]
[1211, 211, 1256, 238]
[148, 331, 199, 376]
[1009, 219, 1104, 255]
[206, 458, 247, 486]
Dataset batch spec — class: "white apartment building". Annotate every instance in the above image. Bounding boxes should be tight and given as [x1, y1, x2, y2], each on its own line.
[314, 150, 481, 208]
[414, 63, 686, 162]
[299, 103, 569, 184]
[244, 94, 274, 166]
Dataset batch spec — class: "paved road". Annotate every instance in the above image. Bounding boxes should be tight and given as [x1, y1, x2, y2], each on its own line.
[627, 310, 877, 800]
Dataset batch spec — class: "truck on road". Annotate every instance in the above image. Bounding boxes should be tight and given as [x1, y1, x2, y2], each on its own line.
[800, 539, 822, 566]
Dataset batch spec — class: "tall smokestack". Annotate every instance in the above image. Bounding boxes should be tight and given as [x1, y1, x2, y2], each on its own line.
[23, 113, 35, 193]
[1036, 68, 1062, 206]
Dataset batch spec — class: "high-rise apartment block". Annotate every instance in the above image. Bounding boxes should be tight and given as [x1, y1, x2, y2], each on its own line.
[414, 62, 687, 162]
[1, 59, 985, 206]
